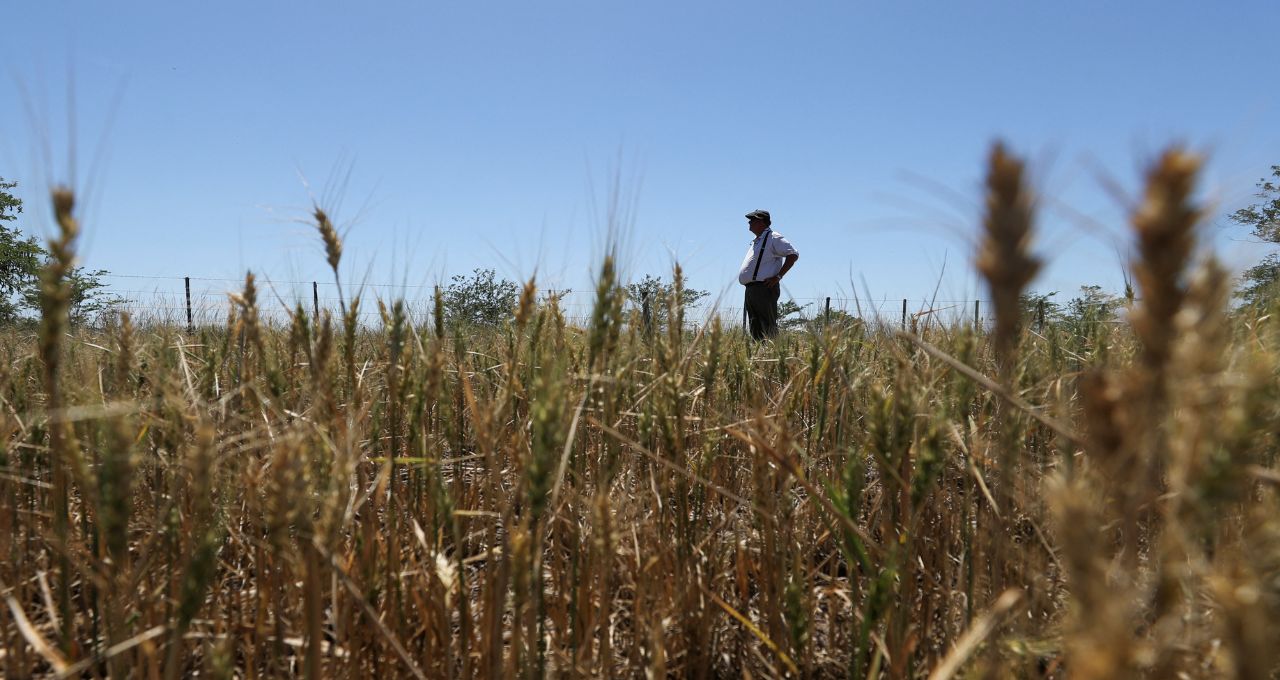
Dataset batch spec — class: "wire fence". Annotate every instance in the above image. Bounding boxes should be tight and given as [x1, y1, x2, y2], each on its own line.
[96, 272, 1005, 332]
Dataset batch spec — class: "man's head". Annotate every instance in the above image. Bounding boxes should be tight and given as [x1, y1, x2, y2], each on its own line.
[745, 209, 771, 235]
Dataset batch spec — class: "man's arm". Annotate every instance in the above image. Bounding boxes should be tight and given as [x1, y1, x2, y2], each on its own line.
[767, 254, 799, 288]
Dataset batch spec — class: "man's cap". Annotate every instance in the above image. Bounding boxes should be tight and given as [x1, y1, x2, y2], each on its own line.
[745, 209, 771, 221]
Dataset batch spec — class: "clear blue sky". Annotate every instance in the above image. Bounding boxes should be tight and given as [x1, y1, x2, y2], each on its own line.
[3, 1, 1278, 321]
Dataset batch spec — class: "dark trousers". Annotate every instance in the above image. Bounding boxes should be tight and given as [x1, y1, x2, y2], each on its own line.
[744, 283, 780, 340]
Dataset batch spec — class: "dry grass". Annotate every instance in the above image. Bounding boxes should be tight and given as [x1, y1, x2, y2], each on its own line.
[2, 145, 1280, 678]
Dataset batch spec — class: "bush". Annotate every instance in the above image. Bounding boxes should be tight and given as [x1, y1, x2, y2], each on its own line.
[443, 267, 519, 327]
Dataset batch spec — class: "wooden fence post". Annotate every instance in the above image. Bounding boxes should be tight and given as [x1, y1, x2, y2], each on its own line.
[974, 299, 980, 328]
[901, 298, 907, 329]
[313, 282, 319, 320]
[824, 296, 831, 326]
[185, 276, 193, 334]
[642, 291, 652, 336]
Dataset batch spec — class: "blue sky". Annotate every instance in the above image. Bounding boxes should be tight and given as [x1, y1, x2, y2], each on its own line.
[3, 1, 1278, 322]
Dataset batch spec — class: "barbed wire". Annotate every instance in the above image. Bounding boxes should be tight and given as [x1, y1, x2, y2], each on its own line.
[75, 270, 1107, 332]
[98, 273, 1001, 306]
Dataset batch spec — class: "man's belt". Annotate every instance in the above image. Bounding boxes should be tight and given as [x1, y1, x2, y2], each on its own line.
[744, 281, 766, 288]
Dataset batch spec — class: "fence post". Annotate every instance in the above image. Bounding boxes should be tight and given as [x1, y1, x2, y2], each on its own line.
[901, 298, 907, 330]
[824, 297, 831, 327]
[1037, 298, 1046, 330]
[185, 276, 193, 334]
[974, 299, 980, 328]
[313, 282, 319, 320]
[642, 291, 652, 336]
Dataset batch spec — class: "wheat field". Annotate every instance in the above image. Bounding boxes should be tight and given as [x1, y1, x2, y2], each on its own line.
[2, 145, 1278, 678]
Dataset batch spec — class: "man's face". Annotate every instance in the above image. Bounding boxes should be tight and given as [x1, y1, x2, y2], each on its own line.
[748, 217, 768, 235]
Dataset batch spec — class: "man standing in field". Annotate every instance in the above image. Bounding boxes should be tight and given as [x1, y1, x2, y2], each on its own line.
[739, 209, 799, 340]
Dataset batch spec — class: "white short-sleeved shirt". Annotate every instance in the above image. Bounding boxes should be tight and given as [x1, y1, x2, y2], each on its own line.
[738, 229, 798, 284]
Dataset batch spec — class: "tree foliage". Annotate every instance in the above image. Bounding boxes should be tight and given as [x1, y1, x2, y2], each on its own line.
[772, 299, 866, 332]
[1019, 291, 1063, 327]
[777, 298, 811, 329]
[0, 177, 21, 222]
[798, 306, 863, 333]
[443, 267, 519, 327]
[18, 266, 126, 326]
[1063, 285, 1121, 324]
[1231, 165, 1280, 306]
[0, 178, 41, 323]
[0, 177, 123, 325]
[625, 274, 709, 329]
[1232, 165, 1280, 243]
[1020, 285, 1125, 347]
[1237, 254, 1280, 309]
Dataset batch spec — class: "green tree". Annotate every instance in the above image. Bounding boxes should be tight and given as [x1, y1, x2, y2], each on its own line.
[1064, 285, 1121, 324]
[1019, 291, 1064, 328]
[1238, 254, 1280, 308]
[771, 299, 864, 333]
[777, 298, 812, 329]
[1052, 284, 1124, 349]
[443, 267, 519, 326]
[1230, 166, 1280, 306]
[1, 177, 124, 326]
[21, 266, 126, 326]
[0, 177, 20, 220]
[625, 274, 709, 329]
[802, 307, 863, 333]
[0, 177, 43, 323]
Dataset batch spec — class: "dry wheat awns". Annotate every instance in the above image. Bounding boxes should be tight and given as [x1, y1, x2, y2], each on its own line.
[976, 142, 1040, 364]
[314, 206, 343, 273]
[1130, 148, 1201, 372]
